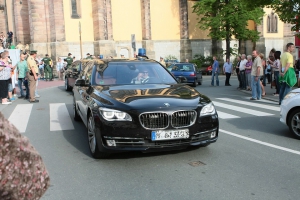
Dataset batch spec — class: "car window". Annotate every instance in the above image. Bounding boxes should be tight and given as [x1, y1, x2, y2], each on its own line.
[94, 62, 177, 85]
[171, 64, 194, 72]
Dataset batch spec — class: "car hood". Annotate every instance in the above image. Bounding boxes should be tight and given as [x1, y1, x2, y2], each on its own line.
[91, 84, 211, 110]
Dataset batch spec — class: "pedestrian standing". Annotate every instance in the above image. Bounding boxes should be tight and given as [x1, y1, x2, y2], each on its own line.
[279, 43, 297, 105]
[56, 57, 64, 80]
[235, 56, 241, 89]
[7, 56, 16, 101]
[265, 61, 272, 84]
[0, 51, 12, 104]
[239, 54, 247, 90]
[259, 53, 266, 97]
[65, 53, 73, 69]
[211, 56, 219, 86]
[16, 52, 29, 99]
[250, 50, 263, 100]
[42, 54, 52, 81]
[245, 55, 252, 91]
[37, 55, 44, 80]
[34, 59, 40, 98]
[27, 50, 39, 103]
[271, 51, 281, 96]
[223, 58, 232, 86]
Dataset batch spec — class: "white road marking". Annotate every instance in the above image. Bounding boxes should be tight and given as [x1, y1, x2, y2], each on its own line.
[217, 111, 240, 119]
[50, 103, 74, 131]
[220, 129, 300, 156]
[217, 98, 280, 111]
[241, 97, 278, 104]
[213, 101, 273, 116]
[8, 104, 33, 133]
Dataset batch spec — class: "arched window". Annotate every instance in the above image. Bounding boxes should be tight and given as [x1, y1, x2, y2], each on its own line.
[71, 0, 81, 19]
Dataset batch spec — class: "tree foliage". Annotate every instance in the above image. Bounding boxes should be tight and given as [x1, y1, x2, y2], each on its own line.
[193, 0, 264, 58]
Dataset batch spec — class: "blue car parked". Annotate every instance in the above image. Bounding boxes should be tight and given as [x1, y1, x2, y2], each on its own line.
[167, 63, 202, 87]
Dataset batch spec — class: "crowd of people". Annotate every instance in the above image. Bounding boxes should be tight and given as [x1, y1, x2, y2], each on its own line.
[0, 31, 13, 49]
[211, 42, 300, 104]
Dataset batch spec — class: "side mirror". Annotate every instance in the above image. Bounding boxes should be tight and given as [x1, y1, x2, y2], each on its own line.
[75, 79, 88, 87]
[176, 76, 187, 83]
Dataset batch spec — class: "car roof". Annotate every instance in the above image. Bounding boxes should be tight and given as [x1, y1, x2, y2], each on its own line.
[79, 58, 160, 73]
[80, 58, 158, 65]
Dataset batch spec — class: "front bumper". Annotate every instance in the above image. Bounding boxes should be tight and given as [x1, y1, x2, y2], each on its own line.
[94, 114, 219, 152]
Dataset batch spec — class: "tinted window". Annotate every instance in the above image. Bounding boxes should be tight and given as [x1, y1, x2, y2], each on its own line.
[94, 62, 177, 85]
[170, 64, 194, 72]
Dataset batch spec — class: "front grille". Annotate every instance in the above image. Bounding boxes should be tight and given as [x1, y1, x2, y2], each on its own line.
[140, 113, 169, 129]
[171, 111, 197, 128]
[139, 110, 197, 129]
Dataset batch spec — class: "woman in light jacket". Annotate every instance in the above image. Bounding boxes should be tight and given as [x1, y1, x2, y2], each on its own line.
[0, 51, 12, 104]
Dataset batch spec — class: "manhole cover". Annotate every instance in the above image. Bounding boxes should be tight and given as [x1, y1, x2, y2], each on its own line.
[188, 161, 206, 167]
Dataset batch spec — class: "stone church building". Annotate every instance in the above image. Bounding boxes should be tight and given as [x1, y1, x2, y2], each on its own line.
[0, 0, 296, 61]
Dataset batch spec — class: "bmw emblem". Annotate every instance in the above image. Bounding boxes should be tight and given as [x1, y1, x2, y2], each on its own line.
[164, 103, 170, 107]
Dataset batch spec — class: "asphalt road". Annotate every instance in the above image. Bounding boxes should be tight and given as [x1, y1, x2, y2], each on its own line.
[1, 75, 300, 200]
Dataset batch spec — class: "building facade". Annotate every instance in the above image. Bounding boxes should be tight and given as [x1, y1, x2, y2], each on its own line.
[0, 0, 295, 61]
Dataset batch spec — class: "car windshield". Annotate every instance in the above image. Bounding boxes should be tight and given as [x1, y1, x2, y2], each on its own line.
[94, 62, 177, 85]
[169, 64, 194, 72]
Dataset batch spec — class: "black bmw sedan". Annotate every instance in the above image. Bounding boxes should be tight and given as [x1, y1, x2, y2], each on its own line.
[73, 58, 219, 158]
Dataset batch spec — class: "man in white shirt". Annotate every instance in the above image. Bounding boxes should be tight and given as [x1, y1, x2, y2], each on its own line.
[239, 54, 247, 90]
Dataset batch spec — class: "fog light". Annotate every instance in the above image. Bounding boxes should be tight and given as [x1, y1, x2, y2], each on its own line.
[106, 140, 116, 146]
[210, 131, 216, 138]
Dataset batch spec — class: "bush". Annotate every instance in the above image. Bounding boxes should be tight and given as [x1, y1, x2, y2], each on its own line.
[191, 54, 215, 70]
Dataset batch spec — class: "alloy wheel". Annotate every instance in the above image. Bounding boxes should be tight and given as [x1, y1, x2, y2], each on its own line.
[88, 115, 96, 153]
[291, 112, 300, 137]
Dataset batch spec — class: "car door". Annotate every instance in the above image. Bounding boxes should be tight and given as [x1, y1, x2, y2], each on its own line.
[77, 64, 94, 126]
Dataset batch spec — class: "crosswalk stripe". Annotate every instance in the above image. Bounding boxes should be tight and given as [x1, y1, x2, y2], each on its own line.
[50, 103, 74, 131]
[241, 97, 278, 104]
[217, 111, 240, 119]
[8, 104, 33, 133]
[213, 101, 274, 116]
[216, 98, 280, 111]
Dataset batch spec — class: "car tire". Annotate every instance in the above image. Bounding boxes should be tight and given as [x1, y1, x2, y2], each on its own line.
[73, 101, 81, 121]
[87, 114, 110, 159]
[65, 78, 72, 91]
[192, 79, 197, 87]
[288, 108, 300, 139]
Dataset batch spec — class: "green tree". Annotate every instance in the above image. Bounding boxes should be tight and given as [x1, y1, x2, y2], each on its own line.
[193, 0, 264, 58]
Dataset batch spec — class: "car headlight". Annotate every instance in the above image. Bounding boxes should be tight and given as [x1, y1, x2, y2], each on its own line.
[200, 102, 216, 117]
[284, 92, 300, 100]
[99, 108, 132, 121]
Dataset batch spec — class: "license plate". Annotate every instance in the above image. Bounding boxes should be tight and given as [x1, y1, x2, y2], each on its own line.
[151, 129, 189, 141]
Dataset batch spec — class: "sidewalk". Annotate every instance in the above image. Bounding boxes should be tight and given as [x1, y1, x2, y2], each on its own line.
[37, 78, 64, 90]
[0, 79, 64, 112]
[239, 83, 299, 103]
